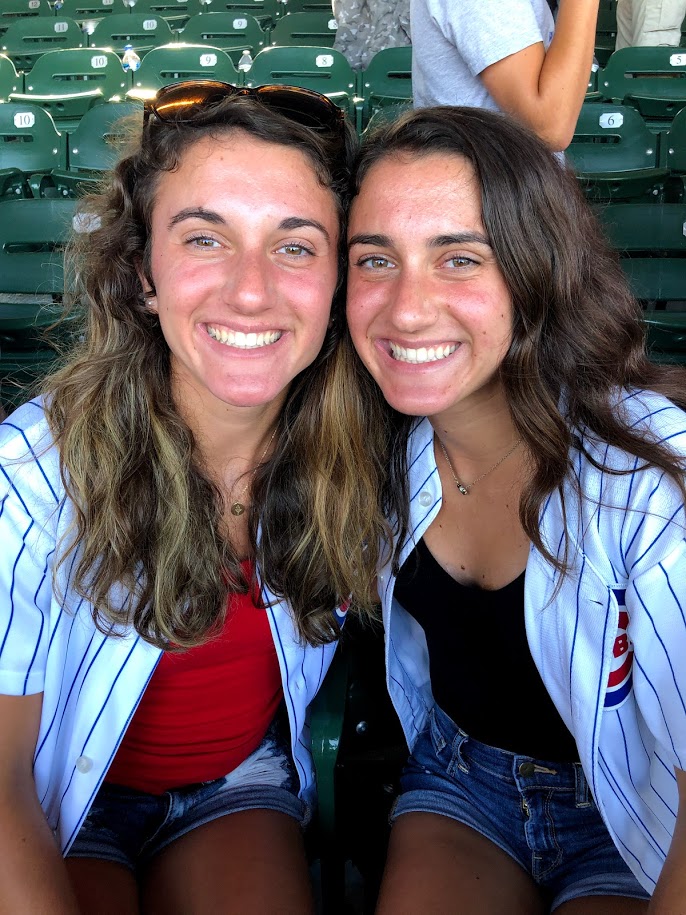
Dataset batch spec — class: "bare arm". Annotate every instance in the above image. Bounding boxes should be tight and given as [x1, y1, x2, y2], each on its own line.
[649, 768, 686, 914]
[0, 693, 80, 915]
[480, 0, 600, 150]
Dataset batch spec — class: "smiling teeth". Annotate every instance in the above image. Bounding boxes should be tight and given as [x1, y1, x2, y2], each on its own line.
[390, 343, 458, 363]
[207, 326, 282, 348]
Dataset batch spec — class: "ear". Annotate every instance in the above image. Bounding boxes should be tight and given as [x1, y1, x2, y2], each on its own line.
[136, 260, 157, 313]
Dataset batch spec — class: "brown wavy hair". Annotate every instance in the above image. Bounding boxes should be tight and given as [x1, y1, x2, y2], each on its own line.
[44, 94, 391, 648]
[351, 106, 686, 571]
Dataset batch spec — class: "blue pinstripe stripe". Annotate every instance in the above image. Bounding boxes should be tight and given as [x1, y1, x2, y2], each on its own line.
[23, 556, 51, 693]
[660, 561, 686, 627]
[57, 635, 144, 837]
[599, 749, 667, 858]
[0, 518, 33, 660]
[1, 422, 59, 504]
[633, 650, 685, 769]
[589, 579, 612, 803]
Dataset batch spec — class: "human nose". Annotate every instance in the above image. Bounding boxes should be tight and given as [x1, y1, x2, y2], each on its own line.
[386, 267, 439, 333]
[223, 248, 272, 313]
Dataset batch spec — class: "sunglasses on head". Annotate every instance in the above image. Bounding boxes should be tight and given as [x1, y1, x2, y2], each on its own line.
[143, 80, 347, 136]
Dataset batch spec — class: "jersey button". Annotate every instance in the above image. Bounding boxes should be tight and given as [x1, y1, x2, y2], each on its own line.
[75, 755, 93, 773]
[418, 491, 433, 507]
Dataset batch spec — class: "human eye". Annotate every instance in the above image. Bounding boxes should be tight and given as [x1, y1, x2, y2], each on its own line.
[355, 254, 396, 271]
[443, 254, 479, 269]
[277, 241, 315, 258]
[186, 233, 221, 249]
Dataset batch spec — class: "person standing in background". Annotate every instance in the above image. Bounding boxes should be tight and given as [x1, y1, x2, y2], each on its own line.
[333, 0, 410, 71]
[410, 0, 600, 151]
[616, 0, 686, 49]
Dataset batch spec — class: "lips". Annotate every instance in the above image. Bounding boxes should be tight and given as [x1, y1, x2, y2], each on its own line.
[206, 325, 283, 349]
[389, 342, 458, 364]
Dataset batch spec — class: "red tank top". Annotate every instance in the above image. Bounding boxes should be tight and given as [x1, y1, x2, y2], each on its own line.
[105, 566, 283, 794]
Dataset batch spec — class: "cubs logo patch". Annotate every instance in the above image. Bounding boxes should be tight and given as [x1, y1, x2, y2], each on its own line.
[604, 589, 633, 709]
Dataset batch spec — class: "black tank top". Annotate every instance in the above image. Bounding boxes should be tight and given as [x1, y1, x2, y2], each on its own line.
[394, 538, 579, 761]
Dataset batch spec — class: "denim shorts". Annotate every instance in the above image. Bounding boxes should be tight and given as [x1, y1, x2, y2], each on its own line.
[391, 704, 650, 911]
[66, 716, 309, 872]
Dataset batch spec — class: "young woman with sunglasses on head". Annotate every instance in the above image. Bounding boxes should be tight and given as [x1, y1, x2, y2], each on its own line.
[0, 82, 387, 914]
[346, 107, 686, 913]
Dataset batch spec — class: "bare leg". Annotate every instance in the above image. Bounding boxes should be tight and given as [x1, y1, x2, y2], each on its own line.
[65, 858, 140, 915]
[140, 809, 314, 915]
[556, 897, 649, 914]
[375, 812, 545, 915]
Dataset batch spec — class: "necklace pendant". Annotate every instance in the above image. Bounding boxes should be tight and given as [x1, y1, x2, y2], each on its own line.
[456, 482, 469, 496]
[230, 501, 246, 517]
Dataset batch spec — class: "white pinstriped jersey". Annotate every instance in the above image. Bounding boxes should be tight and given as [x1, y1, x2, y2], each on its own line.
[0, 399, 341, 854]
[378, 389, 686, 893]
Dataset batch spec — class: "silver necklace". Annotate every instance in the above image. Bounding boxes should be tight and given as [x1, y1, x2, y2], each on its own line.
[230, 426, 278, 517]
[437, 435, 522, 495]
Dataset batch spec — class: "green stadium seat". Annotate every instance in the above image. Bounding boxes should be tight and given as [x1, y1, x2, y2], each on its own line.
[48, 98, 141, 195]
[89, 12, 175, 57]
[567, 103, 669, 201]
[280, 0, 335, 12]
[122, 0, 193, 31]
[586, 65, 602, 102]
[662, 105, 686, 196]
[0, 0, 53, 40]
[310, 619, 406, 913]
[0, 197, 76, 363]
[129, 43, 239, 93]
[186, 0, 281, 31]
[0, 102, 66, 198]
[180, 12, 266, 65]
[0, 16, 85, 72]
[360, 47, 412, 130]
[0, 347, 59, 413]
[246, 45, 358, 119]
[269, 12, 338, 48]
[596, 202, 686, 307]
[9, 47, 130, 130]
[594, 6, 617, 68]
[0, 53, 23, 99]
[52, 0, 119, 30]
[600, 46, 686, 126]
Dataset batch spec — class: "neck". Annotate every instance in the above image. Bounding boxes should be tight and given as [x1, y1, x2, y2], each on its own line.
[430, 385, 518, 464]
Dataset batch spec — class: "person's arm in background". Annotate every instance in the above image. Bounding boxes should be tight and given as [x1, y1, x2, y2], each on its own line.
[0, 693, 80, 915]
[480, 0, 600, 150]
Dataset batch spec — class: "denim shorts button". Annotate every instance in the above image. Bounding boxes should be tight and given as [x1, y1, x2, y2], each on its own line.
[518, 762, 536, 777]
[418, 491, 433, 507]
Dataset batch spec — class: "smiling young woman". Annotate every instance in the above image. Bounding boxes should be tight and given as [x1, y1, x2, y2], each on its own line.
[0, 85, 391, 914]
[347, 106, 686, 914]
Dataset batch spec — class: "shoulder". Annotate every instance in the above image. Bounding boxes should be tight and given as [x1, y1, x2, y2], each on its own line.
[1, 398, 62, 512]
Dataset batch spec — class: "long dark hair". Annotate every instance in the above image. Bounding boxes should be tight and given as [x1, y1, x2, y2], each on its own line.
[352, 105, 686, 570]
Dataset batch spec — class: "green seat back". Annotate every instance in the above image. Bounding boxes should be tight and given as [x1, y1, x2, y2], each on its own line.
[663, 105, 686, 172]
[600, 46, 686, 123]
[0, 101, 65, 174]
[180, 12, 266, 64]
[279, 0, 335, 12]
[0, 16, 85, 72]
[568, 103, 668, 200]
[0, 0, 52, 39]
[65, 98, 142, 171]
[361, 46, 412, 126]
[246, 45, 356, 115]
[596, 202, 686, 303]
[186, 0, 281, 31]
[53, 0, 119, 27]
[0, 348, 59, 412]
[10, 47, 129, 128]
[123, 0, 193, 30]
[269, 11, 338, 48]
[594, 7, 617, 68]
[89, 11, 174, 56]
[131, 42, 238, 90]
[0, 53, 23, 99]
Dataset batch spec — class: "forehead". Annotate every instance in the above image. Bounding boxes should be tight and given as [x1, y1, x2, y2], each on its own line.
[352, 151, 483, 229]
[151, 131, 337, 218]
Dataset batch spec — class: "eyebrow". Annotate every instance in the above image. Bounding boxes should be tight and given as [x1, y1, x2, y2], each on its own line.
[349, 230, 491, 249]
[168, 209, 330, 242]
